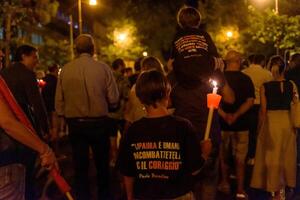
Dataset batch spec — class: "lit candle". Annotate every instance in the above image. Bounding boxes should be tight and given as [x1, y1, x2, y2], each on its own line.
[204, 80, 221, 140]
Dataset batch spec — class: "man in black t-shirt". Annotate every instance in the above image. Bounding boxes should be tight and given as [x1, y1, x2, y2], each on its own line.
[117, 70, 212, 200]
[218, 50, 255, 199]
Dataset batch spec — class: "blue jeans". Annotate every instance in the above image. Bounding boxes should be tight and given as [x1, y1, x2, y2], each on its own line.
[0, 164, 25, 200]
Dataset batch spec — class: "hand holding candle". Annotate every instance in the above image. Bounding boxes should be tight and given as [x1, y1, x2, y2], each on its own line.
[204, 80, 222, 140]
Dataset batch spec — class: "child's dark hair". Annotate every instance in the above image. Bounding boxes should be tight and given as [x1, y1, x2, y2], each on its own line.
[252, 54, 266, 66]
[112, 58, 125, 70]
[177, 6, 201, 29]
[141, 56, 164, 73]
[136, 70, 170, 107]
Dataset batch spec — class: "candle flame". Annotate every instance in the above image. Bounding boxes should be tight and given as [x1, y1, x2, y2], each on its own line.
[212, 80, 218, 88]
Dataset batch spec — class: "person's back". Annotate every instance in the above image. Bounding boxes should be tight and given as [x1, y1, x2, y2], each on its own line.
[242, 54, 273, 105]
[285, 53, 300, 195]
[286, 53, 300, 92]
[221, 71, 255, 132]
[170, 6, 222, 87]
[57, 54, 118, 118]
[251, 56, 296, 198]
[218, 50, 254, 199]
[55, 34, 119, 200]
[264, 80, 293, 110]
[242, 55, 273, 162]
[42, 65, 59, 114]
[119, 115, 202, 199]
[0, 44, 50, 200]
[117, 70, 211, 200]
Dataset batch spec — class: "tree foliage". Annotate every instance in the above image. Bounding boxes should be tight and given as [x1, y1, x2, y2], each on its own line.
[38, 36, 70, 69]
[100, 19, 145, 62]
[247, 6, 300, 51]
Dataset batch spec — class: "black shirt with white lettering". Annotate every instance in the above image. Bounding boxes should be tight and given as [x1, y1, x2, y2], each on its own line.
[116, 115, 204, 199]
[170, 28, 218, 60]
[170, 28, 221, 88]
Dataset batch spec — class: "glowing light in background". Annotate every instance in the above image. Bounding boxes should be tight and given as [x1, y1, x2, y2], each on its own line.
[142, 51, 148, 57]
[226, 31, 233, 38]
[116, 33, 128, 43]
[89, 0, 97, 6]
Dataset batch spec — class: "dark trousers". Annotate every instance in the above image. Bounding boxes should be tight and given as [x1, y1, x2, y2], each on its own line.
[16, 146, 37, 200]
[67, 118, 110, 200]
[247, 105, 260, 159]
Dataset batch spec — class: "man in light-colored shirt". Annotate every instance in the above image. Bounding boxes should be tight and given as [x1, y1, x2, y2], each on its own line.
[55, 34, 119, 200]
[242, 54, 273, 163]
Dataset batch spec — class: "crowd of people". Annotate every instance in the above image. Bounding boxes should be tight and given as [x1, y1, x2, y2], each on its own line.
[0, 5, 299, 200]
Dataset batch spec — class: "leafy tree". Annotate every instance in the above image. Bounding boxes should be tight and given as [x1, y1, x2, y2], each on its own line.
[246, 6, 300, 54]
[0, 0, 59, 67]
[100, 19, 145, 62]
[37, 36, 70, 69]
[93, 0, 185, 62]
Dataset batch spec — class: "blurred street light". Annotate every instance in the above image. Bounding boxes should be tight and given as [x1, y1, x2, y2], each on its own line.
[142, 51, 148, 57]
[253, 0, 279, 14]
[89, 0, 97, 6]
[117, 33, 128, 43]
[78, 0, 97, 34]
[226, 31, 233, 38]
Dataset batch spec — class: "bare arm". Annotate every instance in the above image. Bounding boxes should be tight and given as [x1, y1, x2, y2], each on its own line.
[218, 108, 227, 120]
[257, 86, 267, 131]
[234, 98, 254, 119]
[124, 176, 134, 200]
[0, 96, 57, 168]
[228, 98, 254, 125]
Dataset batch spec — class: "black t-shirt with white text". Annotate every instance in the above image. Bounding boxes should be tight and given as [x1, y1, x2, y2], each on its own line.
[170, 28, 221, 88]
[170, 28, 218, 60]
[116, 115, 204, 199]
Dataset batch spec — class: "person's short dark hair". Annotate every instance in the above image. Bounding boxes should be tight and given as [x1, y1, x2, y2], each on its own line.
[141, 56, 163, 73]
[177, 6, 201, 29]
[247, 55, 255, 64]
[136, 70, 170, 108]
[125, 67, 132, 73]
[268, 55, 285, 74]
[48, 64, 59, 73]
[15, 45, 37, 62]
[112, 58, 125, 70]
[290, 53, 300, 67]
[253, 54, 266, 66]
[75, 34, 95, 55]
